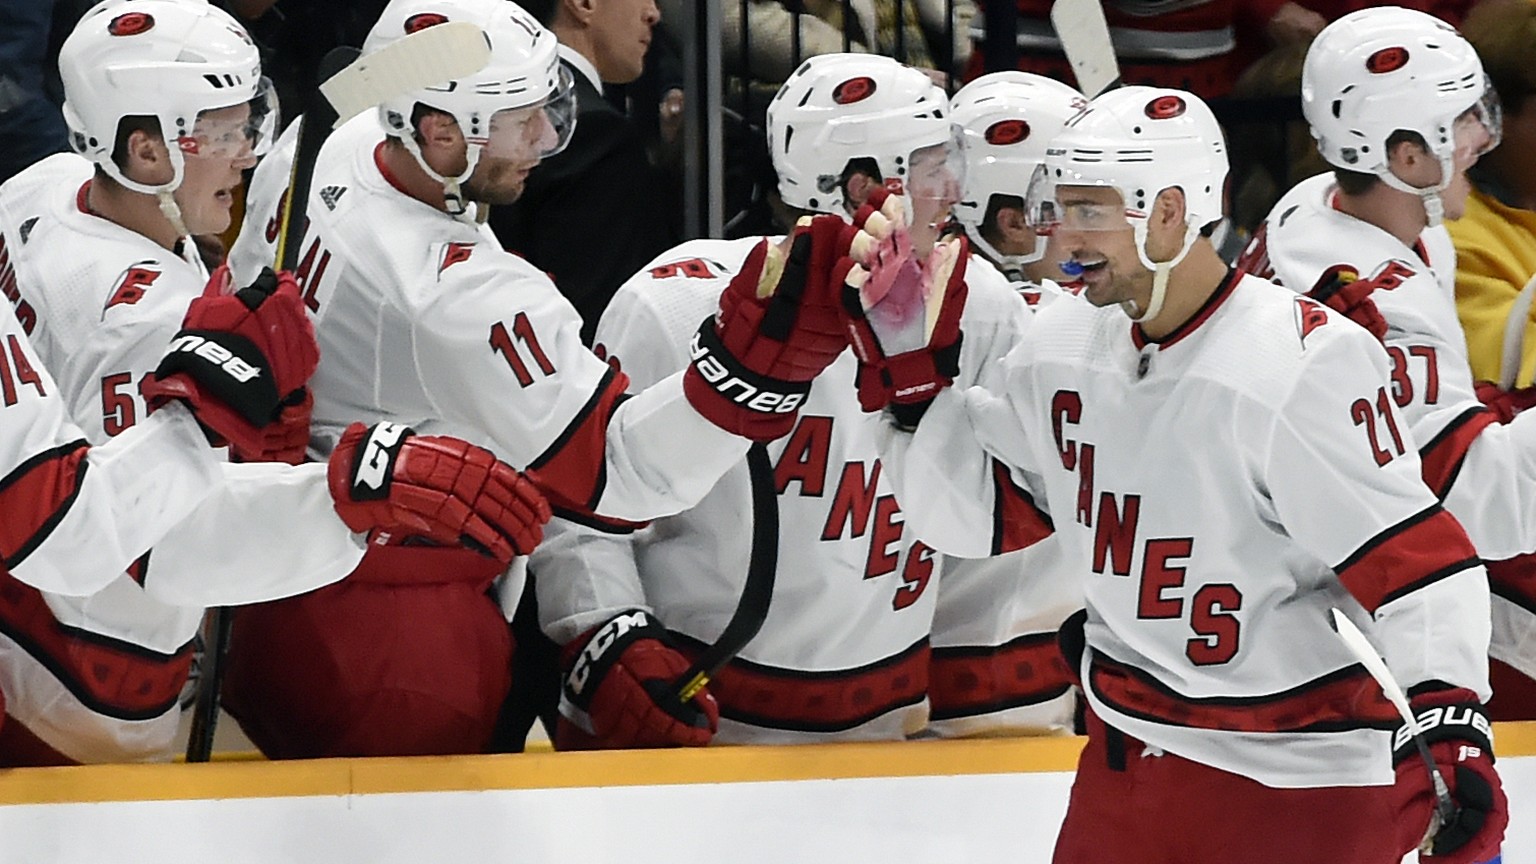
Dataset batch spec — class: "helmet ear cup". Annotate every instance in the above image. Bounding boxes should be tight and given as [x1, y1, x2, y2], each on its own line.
[766, 53, 953, 215]
[1301, 6, 1489, 177]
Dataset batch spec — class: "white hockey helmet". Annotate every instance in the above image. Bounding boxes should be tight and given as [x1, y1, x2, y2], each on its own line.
[364, 0, 576, 213]
[950, 72, 1086, 271]
[1301, 7, 1499, 224]
[767, 53, 957, 214]
[1024, 86, 1227, 321]
[59, 0, 277, 202]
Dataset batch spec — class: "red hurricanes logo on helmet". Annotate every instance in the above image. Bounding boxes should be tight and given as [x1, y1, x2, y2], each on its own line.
[1366, 47, 1410, 74]
[107, 12, 154, 36]
[405, 13, 450, 33]
[985, 119, 1030, 146]
[833, 77, 877, 105]
[1144, 96, 1186, 120]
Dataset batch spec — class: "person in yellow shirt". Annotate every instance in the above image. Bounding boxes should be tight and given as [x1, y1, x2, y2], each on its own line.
[1447, 0, 1536, 722]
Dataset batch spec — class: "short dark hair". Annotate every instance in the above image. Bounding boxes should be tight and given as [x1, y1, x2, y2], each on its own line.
[980, 193, 1024, 245]
[1333, 129, 1426, 195]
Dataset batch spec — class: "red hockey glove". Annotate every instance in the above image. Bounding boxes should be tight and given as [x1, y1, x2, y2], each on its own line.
[838, 189, 968, 428]
[683, 214, 852, 441]
[327, 422, 551, 565]
[1393, 686, 1506, 864]
[1473, 380, 1536, 424]
[231, 388, 313, 465]
[555, 609, 718, 750]
[142, 265, 319, 455]
[1309, 268, 1387, 343]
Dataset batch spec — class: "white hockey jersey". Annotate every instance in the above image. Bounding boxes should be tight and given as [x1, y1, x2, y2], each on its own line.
[878, 268, 1491, 788]
[532, 237, 1077, 741]
[228, 113, 749, 530]
[0, 153, 365, 762]
[1241, 172, 1536, 681]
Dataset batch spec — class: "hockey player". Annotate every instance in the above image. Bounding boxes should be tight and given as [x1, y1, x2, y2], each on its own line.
[910, 70, 1089, 738]
[1236, 6, 1536, 727]
[950, 71, 1084, 295]
[528, 53, 1072, 748]
[0, 0, 550, 765]
[219, 0, 854, 757]
[865, 84, 1504, 863]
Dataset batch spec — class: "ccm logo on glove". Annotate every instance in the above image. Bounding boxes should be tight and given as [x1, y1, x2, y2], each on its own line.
[162, 333, 263, 383]
[351, 421, 412, 499]
[568, 609, 653, 696]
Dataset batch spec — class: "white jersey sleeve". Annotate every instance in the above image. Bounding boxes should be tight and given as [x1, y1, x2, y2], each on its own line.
[255, 115, 750, 527]
[532, 239, 757, 642]
[0, 306, 222, 596]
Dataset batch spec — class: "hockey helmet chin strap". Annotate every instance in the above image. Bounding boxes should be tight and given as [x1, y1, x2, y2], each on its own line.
[396, 132, 483, 221]
[1122, 221, 1199, 323]
[99, 151, 199, 267]
[963, 222, 1045, 285]
[1378, 157, 1452, 228]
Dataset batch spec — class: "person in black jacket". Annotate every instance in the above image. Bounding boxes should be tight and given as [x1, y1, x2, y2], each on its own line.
[489, 0, 676, 345]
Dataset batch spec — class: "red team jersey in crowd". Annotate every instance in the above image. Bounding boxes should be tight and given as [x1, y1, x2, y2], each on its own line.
[877, 268, 1490, 787]
[530, 237, 1079, 741]
[1241, 171, 1536, 690]
[0, 153, 366, 762]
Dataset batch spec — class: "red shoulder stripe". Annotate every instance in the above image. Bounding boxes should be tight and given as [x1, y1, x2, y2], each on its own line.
[1334, 506, 1481, 612]
[1418, 407, 1496, 499]
[525, 366, 644, 532]
[0, 441, 89, 567]
[992, 459, 1054, 555]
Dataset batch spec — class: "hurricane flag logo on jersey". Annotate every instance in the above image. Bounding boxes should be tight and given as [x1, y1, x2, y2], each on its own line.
[1293, 296, 1331, 347]
[105, 263, 162, 312]
[437, 242, 475, 278]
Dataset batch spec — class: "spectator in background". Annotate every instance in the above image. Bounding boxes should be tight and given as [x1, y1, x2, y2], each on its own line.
[488, 0, 678, 345]
[1444, 0, 1536, 722]
[1448, 0, 1536, 392]
[965, 0, 1325, 100]
[679, 0, 977, 88]
[0, 0, 67, 184]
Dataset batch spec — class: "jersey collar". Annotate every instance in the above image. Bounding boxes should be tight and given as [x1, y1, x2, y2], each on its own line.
[1130, 267, 1241, 351]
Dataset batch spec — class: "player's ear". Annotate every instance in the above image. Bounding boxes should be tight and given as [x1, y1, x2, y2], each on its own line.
[122, 128, 174, 187]
[995, 204, 1032, 245]
[559, 0, 597, 26]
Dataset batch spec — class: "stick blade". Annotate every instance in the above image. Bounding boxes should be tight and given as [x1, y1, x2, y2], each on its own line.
[1049, 0, 1121, 98]
[319, 21, 492, 127]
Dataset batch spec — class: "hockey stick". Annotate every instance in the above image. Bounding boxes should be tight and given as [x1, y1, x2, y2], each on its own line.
[184, 26, 493, 763]
[671, 443, 779, 702]
[1497, 271, 1536, 391]
[1328, 608, 1459, 852]
[1049, 0, 1121, 98]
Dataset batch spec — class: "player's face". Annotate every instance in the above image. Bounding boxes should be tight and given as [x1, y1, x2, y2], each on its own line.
[590, 0, 661, 85]
[462, 81, 577, 204]
[1441, 107, 1497, 220]
[906, 141, 964, 228]
[1047, 185, 1146, 309]
[173, 103, 261, 236]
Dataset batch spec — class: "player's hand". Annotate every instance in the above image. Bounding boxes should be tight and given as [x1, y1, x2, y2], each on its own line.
[1309, 269, 1387, 342]
[327, 421, 551, 565]
[1473, 380, 1536, 424]
[231, 388, 313, 465]
[839, 188, 968, 427]
[555, 609, 718, 749]
[142, 265, 319, 455]
[1392, 686, 1506, 863]
[682, 214, 853, 441]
